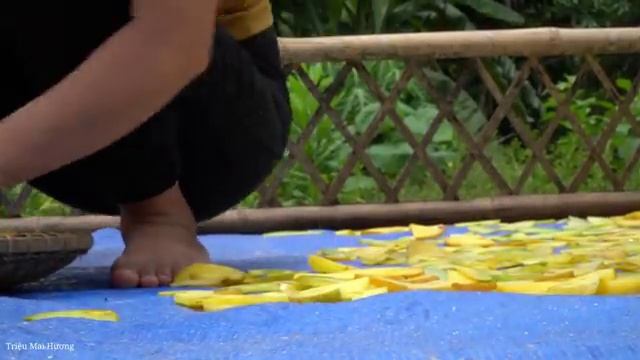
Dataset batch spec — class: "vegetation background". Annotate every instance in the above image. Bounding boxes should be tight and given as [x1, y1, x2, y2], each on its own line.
[4, 0, 639, 216]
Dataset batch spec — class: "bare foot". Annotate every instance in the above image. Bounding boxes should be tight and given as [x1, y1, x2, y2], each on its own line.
[111, 184, 210, 288]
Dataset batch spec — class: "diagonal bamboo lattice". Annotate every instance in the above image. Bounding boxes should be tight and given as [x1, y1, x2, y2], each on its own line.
[1, 28, 640, 230]
[254, 56, 640, 204]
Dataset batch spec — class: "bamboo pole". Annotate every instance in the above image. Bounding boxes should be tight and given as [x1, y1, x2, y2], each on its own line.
[279, 27, 640, 64]
[1, 192, 639, 234]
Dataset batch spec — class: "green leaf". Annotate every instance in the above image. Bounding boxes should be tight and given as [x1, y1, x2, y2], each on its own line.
[372, 0, 391, 33]
[404, 105, 439, 135]
[327, 0, 344, 32]
[343, 174, 378, 193]
[368, 143, 413, 174]
[450, 0, 525, 25]
[616, 78, 632, 92]
[354, 102, 381, 133]
[434, 122, 455, 143]
[422, 69, 486, 134]
[303, 0, 325, 35]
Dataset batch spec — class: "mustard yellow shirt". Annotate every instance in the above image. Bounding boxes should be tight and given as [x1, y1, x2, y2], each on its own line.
[218, 0, 273, 40]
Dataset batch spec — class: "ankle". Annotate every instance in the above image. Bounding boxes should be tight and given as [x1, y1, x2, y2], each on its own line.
[120, 184, 196, 233]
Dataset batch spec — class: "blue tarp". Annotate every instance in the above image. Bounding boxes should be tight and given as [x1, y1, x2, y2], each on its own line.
[1, 227, 639, 360]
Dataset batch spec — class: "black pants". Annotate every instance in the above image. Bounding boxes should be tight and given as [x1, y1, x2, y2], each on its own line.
[1, 3, 291, 222]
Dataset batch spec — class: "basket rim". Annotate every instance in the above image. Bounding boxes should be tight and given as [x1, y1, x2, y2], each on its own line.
[0, 231, 93, 255]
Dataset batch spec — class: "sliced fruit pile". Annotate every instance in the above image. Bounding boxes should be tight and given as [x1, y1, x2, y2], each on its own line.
[162, 213, 640, 312]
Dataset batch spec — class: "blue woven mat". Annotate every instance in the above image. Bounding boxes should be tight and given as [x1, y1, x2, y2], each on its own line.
[1, 228, 638, 360]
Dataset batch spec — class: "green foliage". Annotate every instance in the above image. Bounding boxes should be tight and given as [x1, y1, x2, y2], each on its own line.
[519, 0, 637, 27]
[4, 61, 639, 214]
[450, 0, 524, 25]
[238, 61, 640, 207]
[272, 0, 524, 36]
[1, 185, 70, 217]
[272, 0, 635, 36]
[2, 1, 639, 216]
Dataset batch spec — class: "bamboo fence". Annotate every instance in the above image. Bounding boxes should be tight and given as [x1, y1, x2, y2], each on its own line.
[2, 27, 640, 232]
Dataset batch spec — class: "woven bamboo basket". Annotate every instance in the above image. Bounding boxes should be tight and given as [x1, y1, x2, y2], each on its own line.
[0, 231, 92, 290]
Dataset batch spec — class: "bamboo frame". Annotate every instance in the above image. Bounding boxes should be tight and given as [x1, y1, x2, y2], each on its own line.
[2, 27, 640, 232]
[279, 27, 640, 63]
[0, 192, 639, 234]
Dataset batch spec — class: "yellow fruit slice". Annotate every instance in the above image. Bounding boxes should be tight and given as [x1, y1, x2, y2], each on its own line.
[171, 280, 230, 287]
[409, 224, 445, 240]
[280, 282, 302, 294]
[497, 281, 560, 295]
[336, 229, 359, 236]
[369, 273, 440, 290]
[502, 265, 548, 281]
[294, 272, 357, 281]
[25, 310, 119, 322]
[597, 274, 640, 295]
[423, 267, 449, 281]
[613, 218, 640, 228]
[445, 234, 495, 247]
[200, 293, 289, 312]
[318, 248, 358, 261]
[526, 241, 567, 251]
[349, 267, 424, 278]
[263, 230, 323, 237]
[452, 282, 497, 292]
[453, 266, 493, 282]
[587, 216, 615, 226]
[569, 259, 601, 275]
[369, 277, 410, 292]
[609, 260, 640, 272]
[289, 277, 372, 303]
[623, 211, 640, 220]
[601, 249, 628, 261]
[361, 226, 410, 235]
[308, 255, 354, 273]
[546, 274, 600, 295]
[448, 270, 476, 285]
[564, 216, 591, 230]
[522, 253, 573, 266]
[407, 280, 453, 291]
[295, 275, 344, 288]
[288, 286, 343, 303]
[214, 281, 288, 295]
[354, 247, 392, 265]
[158, 290, 214, 297]
[245, 269, 295, 283]
[535, 269, 575, 281]
[198, 304, 238, 312]
[350, 287, 389, 301]
[360, 237, 413, 248]
[175, 292, 217, 309]
[171, 263, 245, 287]
[502, 220, 537, 230]
[334, 278, 371, 299]
[407, 241, 447, 263]
[384, 252, 409, 265]
[589, 268, 616, 281]
[404, 274, 440, 284]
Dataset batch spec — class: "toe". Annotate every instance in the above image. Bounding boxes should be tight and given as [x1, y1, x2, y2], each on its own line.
[111, 266, 141, 289]
[157, 267, 173, 286]
[139, 266, 160, 288]
[140, 275, 160, 288]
